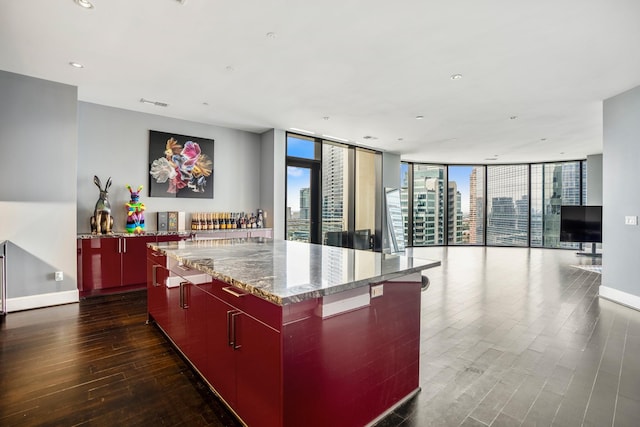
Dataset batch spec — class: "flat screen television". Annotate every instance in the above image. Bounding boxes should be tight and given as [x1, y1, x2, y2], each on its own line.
[560, 205, 602, 243]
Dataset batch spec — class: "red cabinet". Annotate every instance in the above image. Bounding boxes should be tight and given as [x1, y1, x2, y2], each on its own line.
[79, 234, 189, 296]
[146, 247, 170, 329]
[147, 254, 422, 427]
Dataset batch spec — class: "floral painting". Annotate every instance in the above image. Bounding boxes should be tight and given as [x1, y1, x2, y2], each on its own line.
[148, 130, 214, 198]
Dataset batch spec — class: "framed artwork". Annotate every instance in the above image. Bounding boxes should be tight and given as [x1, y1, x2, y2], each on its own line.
[148, 130, 214, 198]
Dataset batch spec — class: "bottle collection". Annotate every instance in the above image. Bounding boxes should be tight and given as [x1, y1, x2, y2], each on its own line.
[190, 212, 262, 231]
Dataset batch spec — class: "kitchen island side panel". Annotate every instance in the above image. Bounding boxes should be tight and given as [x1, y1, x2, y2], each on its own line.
[282, 280, 422, 427]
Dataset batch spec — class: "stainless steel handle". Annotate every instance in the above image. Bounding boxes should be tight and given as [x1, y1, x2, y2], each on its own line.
[222, 287, 246, 298]
[123, 238, 127, 253]
[227, 310, 235, 346]
[152, 264, 160, 287]
[151, 252, 162, 257]
[179, 281, 189, 309]
[118, 238, 122, 253]
[231, 312, 242, 350]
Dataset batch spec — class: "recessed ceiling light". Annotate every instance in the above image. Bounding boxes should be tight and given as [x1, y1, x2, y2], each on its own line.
[225, 66, 234, 72]
[415, 115, 424, 120]
[266, 32, 277, 39]
[323, 116, 330, 121]
[540, 138, 547, 141]
[484, 157, 498, 161]
[398, 138, 404, 142]
[450, 74, 463, 80]
[202, 102, 209, 106]
[74, 0, 94, 9]
[510, 116, 518, 120]
[362, 135, 378, 140]
[69, 61, 84, 68]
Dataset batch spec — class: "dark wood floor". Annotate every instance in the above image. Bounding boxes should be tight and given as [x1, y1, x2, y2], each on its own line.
[1, 247, 639, 426]
[0, 290, 242, 426]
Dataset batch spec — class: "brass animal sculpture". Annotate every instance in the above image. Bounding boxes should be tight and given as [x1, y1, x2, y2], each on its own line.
[90, 176, 114, 234]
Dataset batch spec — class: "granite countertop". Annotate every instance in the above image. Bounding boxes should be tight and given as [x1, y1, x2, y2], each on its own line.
[78, 231, 191, 239]
[149, 238, 440, 305]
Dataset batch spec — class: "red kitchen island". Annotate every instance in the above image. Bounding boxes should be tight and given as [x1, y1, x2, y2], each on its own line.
[147, 238, 440, 427]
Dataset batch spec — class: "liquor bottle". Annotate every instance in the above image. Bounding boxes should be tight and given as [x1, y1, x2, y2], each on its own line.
[191, 213, 198, 231]
[207, 212, 213, 230]
[213, 213, 220, 230]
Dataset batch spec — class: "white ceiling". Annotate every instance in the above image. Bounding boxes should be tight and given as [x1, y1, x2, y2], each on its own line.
[2, 0, 639, 164]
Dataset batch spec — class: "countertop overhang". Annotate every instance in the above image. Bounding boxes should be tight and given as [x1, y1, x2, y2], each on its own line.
[149, 238, 441, 305]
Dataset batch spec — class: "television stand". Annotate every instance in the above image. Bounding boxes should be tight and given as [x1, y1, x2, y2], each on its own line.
[577, 243, 601, 257]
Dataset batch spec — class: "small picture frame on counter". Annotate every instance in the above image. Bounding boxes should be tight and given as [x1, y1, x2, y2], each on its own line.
[157, 212, 168, 232]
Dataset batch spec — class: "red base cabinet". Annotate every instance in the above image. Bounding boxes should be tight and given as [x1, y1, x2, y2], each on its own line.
[79, 234, 189, 296]
[147, 253, 421, 427]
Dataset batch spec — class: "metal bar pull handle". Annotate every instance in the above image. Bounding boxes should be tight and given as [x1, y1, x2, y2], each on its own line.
[227, 310, 235, 346]
[231, 312, 242, 350]
[179, 281, 190, 309]
[222, 287, 247, 298]
[152, 264, 160, 287]
[122, 238, 127, 253]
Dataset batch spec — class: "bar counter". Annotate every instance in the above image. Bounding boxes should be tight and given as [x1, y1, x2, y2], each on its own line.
[146, 238, 440, 427]
[148, 237, 440, 305]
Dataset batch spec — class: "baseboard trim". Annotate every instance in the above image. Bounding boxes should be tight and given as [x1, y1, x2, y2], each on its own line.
[599, 286, 640, 311]
[7, 290, 79, 312]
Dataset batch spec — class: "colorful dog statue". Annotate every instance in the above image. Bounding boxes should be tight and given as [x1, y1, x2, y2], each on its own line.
[125, 185, 145, 234]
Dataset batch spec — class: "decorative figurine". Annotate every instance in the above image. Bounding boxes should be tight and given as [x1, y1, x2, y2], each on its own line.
[90, 176, 113, 235]
[125, 185, 146, 234]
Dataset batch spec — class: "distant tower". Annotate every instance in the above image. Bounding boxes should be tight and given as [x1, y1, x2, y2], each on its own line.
[299, 187, 310, 220]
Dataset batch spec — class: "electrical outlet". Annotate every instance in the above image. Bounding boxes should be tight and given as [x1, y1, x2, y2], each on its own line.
[625, 216, 638, 226]
[55, 271, 64, 282]
[371, 284, 384, 298]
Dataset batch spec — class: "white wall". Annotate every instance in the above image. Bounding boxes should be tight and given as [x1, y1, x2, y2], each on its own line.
[77, 102, 262, 233]
[259, 129, 286, 239]
[601, 84, 640, 310]
[0, 71, 78, 307]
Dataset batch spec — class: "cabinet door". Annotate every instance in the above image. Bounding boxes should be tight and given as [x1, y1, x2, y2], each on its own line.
[203, 294, 238, 408]
[234, 313, 282, 427]
[183, 284, 209, 373]
[146, 254, 170, 329]
[81, 238, 121, 290]
[122, 236, 157, 286]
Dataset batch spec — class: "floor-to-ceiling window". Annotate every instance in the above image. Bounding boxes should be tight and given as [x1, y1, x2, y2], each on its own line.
[412, 164, 446, 246]
[321, 142, 351, 246]
[400, 163, 411, 245]
[401, 160, 587, 249]
[530, 161, 582, 248]
[354, 148, 381, 250]
[486, 165, 529, 246]
[286, 135, 321, 243]
[286, 133, 381, 249]
[448, 165, 485, 245]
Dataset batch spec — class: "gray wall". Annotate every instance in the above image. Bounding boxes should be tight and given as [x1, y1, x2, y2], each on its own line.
[0, 70, 78, 301]
[586, 154, 603, 205]
[77, 102, 262, 233]
[602, 84, 640, 303]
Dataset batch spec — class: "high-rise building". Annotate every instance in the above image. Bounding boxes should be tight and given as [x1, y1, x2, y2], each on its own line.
[321, 144, 347, 235]
[468, 167, 485, 244]
[299, 187, 310, 220]
[413, 166, 445, 245]
[447, 181, 463, 243]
